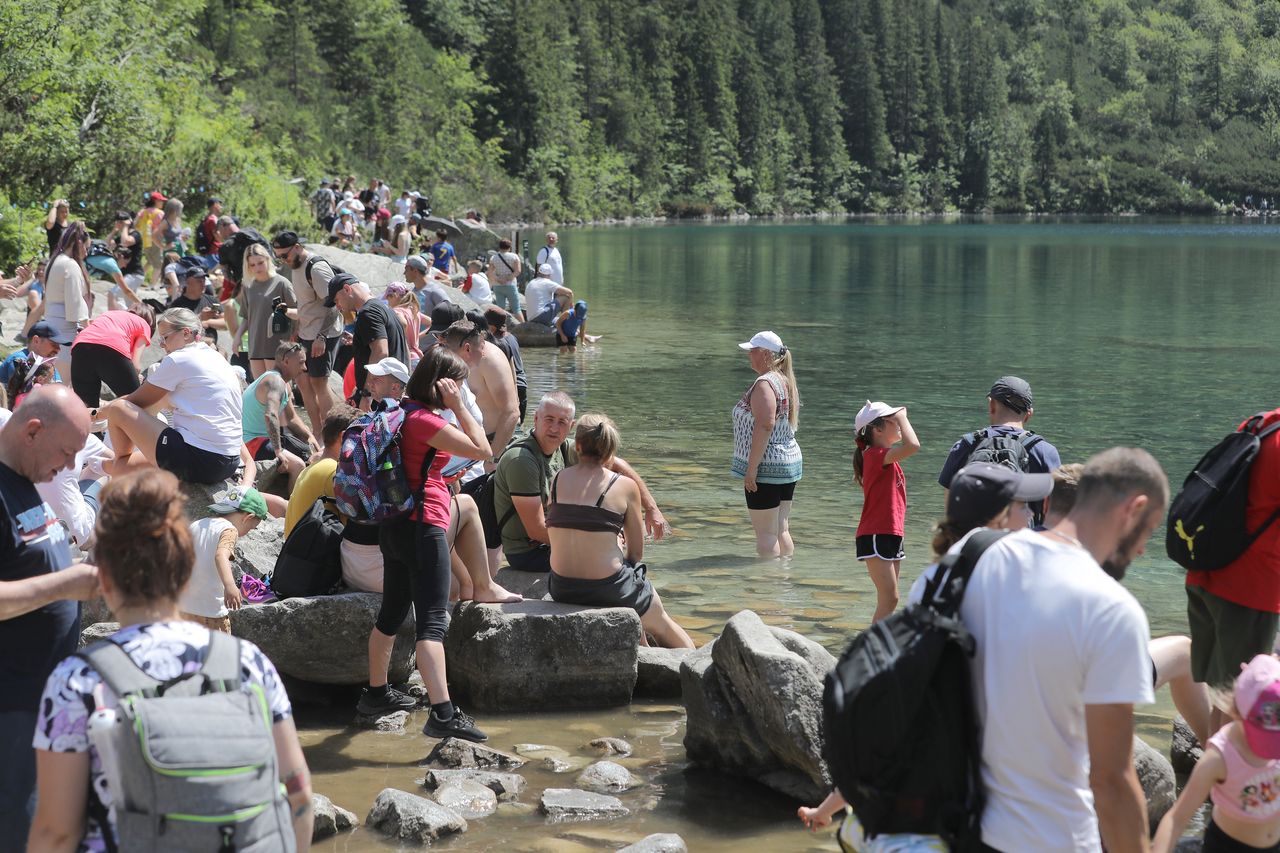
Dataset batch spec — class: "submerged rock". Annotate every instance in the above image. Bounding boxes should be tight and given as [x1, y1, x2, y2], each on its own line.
[422, 737, 526, 770]
[365, 787, 467, 843]
[620, 834, 689, 853]
[445, 601, 641, 711]
[421, 768, 526, 799]
[587, 737, 633, 757]
[229, 592, 416, 685]
[575, 761, 640, 793]
[432, 779, 497, 819]
[636, 646, 691, 699]
[680, 610, 834, 802]
[539, 788, 629, 821]
[310, 793, 357, 841]
[1135, 736, 1176, 832]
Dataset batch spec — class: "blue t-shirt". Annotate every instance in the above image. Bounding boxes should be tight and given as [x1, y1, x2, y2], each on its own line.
[936, 425, 1062, 488]
[0, 460, 76, 712]
[428, 241, 455, 273]
[0, 349, 62, 386]
[560, 307, 587, 339]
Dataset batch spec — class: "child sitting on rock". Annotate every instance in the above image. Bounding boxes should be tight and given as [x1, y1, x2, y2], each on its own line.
[178, 487, 269, 632]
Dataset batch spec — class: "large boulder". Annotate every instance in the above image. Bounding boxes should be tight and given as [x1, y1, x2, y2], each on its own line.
[680, 610, 835, 802]
[452, 219, 502, 265]
[636, 647, 692, 700]
[1171, 715, 1203, 776]
[1135, 736, 1176, 832]
[365, 788, 467, 844]
[445, 601, 641, 711]
[308, 243, 481, 311]
[492, 567, 548, 600]
[234, 516, 285, 579]
[512, 320, 556, 348]
[229, 593, 417, 685]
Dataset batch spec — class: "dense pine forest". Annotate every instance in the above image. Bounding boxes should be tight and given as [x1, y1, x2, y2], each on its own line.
[4, 0, 1280, 245]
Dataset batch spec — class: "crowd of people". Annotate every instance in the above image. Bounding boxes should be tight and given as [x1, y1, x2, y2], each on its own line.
[1, 186, 1278, 851]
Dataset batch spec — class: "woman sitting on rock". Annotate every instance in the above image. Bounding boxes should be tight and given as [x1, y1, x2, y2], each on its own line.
[546, 414, 693, 649]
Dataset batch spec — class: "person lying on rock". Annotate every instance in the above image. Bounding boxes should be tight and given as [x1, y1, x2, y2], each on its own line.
[545, 414, 692, 649]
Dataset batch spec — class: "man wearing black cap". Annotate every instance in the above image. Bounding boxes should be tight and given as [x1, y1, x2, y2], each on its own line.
[166, 267, 223, 341]
[273, 231, 343, 431]
[0, 323, 66, 386]
[937, 375, 1061, 495]
[326, 274, 407, 409]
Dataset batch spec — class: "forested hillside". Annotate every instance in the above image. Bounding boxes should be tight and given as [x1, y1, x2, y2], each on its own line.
[4, 0, 1280, 236]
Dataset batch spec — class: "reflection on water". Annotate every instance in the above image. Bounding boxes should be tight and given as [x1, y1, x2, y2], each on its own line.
[305, 219, 1280, 847]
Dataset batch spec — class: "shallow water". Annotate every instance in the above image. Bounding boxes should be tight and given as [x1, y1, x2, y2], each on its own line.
[305, 218, 1280, 848]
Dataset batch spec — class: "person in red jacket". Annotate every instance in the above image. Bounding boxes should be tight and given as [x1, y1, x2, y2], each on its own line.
[1186, 406, 1280, 732]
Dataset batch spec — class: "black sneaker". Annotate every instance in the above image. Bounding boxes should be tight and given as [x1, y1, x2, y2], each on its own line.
[356, 686, 417, 716]
[423, 707, 488, 742]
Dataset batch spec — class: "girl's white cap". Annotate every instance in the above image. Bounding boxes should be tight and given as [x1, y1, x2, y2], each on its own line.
[738, 331, 784, 352]
[855, 400, 904, 433]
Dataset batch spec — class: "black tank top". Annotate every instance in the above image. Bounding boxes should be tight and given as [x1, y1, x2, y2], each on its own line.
[545, 473, 625, 535]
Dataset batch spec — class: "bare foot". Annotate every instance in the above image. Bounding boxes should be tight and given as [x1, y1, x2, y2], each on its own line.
[472, 583, 523, 604]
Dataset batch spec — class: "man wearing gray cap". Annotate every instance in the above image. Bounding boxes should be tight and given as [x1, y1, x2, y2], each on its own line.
[937, 375, 1061, 495]
[405, 255, 451, 316]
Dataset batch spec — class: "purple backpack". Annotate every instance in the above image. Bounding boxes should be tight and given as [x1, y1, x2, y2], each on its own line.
[333, 404, 434, 524]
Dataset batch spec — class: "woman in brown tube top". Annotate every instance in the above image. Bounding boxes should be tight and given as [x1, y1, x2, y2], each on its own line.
[546, 414, 694, 649]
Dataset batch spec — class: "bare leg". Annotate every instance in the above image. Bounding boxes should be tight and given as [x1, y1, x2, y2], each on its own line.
[449, 554, 471, 602]
[449, 494, 520, 603]
[748, 507, 781, 557]
[308, 373, 335, 433]
[367, 628, 395, 687]
[639, 591, 694, 649]
[277, 449, 305, 489]
[263, 494, 288, 519]
[777, 499, 795, 557]
[1151, 635, 1212, 745]
[416, 639, 449, 703]
[250, 359, 271, 379]
[865, 556, 900, 624]
[297, 375, 320, 435]
[101, 400, 168, 474]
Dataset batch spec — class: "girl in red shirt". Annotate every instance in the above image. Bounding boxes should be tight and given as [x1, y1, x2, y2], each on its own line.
[853, 401, 920, 624]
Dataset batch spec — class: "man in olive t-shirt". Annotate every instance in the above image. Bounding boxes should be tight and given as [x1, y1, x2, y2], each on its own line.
[492, 391, 669, 572]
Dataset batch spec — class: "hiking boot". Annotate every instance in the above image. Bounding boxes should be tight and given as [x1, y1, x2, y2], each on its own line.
[356, 686, 417, 716]
[423, 707, 487, 742]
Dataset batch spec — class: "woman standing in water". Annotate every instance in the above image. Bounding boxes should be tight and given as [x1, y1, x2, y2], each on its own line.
[731, 331, 802, 557]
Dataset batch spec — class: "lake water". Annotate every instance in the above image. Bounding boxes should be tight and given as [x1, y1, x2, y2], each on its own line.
[310, 219, 1280, 850]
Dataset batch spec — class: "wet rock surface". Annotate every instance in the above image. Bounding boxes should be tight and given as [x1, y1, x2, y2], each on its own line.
[1171, 715, 1203, 776]
[310, 793, 357, 840]
[636, 646, 691, 699]
[619, 833, 689, 853]
[539, 788, 629, 821]
[365, 787, 467, 843]
[422, 737, 527, 770]
[575, 760, 641, 793]
[421, 768, 526, 799]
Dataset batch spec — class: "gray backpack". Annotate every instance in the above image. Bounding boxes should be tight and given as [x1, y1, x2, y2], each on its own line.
[77, 631, 295, 853]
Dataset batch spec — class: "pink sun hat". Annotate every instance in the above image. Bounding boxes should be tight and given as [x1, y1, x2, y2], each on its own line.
[1237, 654, 1280, 759]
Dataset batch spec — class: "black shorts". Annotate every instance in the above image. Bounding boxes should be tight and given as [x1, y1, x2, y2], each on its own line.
[744, 480, 796, 511]
[299, 336, 339, 378]
[856, 534, 905, 561]
[549, 561, 654, 616]
[155, 428, 239, 485]
[249, 432, 311, 461]
[1204, 817, 1280, 852]
[505, 544, 552, 573]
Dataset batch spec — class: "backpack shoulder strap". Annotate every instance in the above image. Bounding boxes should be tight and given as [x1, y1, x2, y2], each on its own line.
[1018, 430, 1042, 448]
[965, 428, 987, 446]
[200, 630, 242, 690]
[304, 255, 332, 288]
[927, 529, 1011, 616]
[76, 640, 161, 698]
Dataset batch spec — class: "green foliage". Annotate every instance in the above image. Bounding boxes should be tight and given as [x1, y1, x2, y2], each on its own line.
[3, 0, 1280, 254]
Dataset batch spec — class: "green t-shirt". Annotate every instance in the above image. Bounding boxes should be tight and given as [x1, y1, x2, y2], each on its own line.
[492, 432, 578, 556]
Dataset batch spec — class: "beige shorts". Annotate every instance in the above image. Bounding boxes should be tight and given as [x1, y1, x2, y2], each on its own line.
[341, 540, 384, 593]
[180, 611, 232, 633]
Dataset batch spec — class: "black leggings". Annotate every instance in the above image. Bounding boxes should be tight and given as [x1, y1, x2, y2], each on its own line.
[375, 517, 450, 643]
[70, 343, 140, 410]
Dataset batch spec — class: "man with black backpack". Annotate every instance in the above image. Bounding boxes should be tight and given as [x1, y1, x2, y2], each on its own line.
[1183, 406, 1280, 731]
[937, 376, 1061, 497]
[273, 231, 342, 434]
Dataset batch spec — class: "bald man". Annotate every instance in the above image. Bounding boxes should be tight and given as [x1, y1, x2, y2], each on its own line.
[0, 386, 99, 848]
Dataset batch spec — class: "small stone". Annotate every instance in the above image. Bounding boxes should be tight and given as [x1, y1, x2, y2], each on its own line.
[544, 755, 588, 773]
[404, 671, 430, 701]
[432, 779, 497, 819]
[310, 794, 357, 841]
[422, 737, 525, 769]
[421, 768, 526, 799]
[353, 710, 408, 732]
[620, 833, 689, 853]
[575, 761, 641, 793]
[365, 787, 467, 844]
[539, 788, 629, 821]
[587, 737, 633, 757]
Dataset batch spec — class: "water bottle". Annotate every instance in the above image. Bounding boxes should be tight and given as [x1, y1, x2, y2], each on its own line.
[376, 458, 409, 508]
[87, 684, 123, 818]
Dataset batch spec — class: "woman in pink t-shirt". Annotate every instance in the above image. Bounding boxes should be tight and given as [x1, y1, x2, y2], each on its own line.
[361, 346, 491, 743]
[68, 303, 156, 410]
[852, 401, 920, 624]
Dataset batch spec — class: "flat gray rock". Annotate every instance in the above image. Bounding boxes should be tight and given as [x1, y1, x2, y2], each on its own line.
[310, 793, 357, 841]
[422, 737, 526, 770]
[229, 592, 417, 685]
[353, 710, 408, 732]
[445, 601, 641, 711]
[365, 787, 467, 843]
[620, 834, 689, 853]
[575, 760, 640, 793]
[432, 778, 497, 819]
[636, 646, 691, 699]
[539, 788, 629, 822]
[421, 768, 526, 799]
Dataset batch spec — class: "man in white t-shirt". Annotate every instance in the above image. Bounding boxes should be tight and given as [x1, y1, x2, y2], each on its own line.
[535, 231, 564, 284]
[524, 265, 572, 326]
[958, 447, 1168, 853]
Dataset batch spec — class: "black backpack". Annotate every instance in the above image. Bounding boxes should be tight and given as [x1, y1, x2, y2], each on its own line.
[217, 227, 270, 284]
[963, 428, 1042, 473]
[1166, 412, 1280, 571]
[304, 255, 348, 290]
[269, 498, 344, 598]
[194, 218, 212, 254]
[823, 529, 1008, 851]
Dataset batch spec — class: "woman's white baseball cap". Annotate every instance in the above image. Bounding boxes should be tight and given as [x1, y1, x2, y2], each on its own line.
[738, 331, 785, 352]
[855, 400, 905, 433]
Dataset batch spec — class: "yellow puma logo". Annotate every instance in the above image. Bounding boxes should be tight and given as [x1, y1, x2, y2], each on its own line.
[1175, 519, 1206, 559]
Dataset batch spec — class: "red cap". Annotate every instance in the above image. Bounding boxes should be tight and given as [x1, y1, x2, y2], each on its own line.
[149, 191, 167, 202]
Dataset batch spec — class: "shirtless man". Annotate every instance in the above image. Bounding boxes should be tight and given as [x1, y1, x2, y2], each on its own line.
[438, 321, 519, 469]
